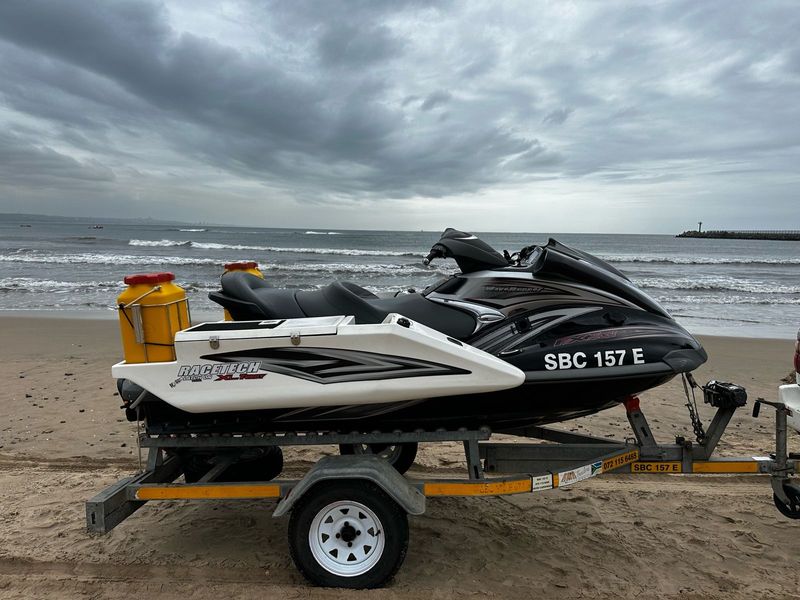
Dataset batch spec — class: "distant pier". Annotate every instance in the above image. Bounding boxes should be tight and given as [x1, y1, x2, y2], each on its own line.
[677, 230, 800, 241]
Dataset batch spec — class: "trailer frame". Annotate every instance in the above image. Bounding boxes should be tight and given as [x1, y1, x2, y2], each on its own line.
[86, 392, 798, 588]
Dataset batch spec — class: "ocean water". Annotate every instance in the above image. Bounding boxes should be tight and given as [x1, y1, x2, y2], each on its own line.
[1, 215, 798, 339]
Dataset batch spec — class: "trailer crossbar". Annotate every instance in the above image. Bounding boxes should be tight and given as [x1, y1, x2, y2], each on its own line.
[138, 427, 491, 448]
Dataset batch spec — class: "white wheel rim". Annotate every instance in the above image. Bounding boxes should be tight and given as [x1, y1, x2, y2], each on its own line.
[308, 500, 385, 577]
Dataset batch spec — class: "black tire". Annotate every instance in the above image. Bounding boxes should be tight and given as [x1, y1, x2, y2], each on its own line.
[181, 452, 212, 484]
[773, 486, 800, 519]
[181, 447, 283, 483]
[288, 480, 409, 588]
[338, 442, 418, 475]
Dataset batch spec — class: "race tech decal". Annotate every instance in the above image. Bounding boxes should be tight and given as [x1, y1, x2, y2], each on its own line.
[170, 361, 266, 387]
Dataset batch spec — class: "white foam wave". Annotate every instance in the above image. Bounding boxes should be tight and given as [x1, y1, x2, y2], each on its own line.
[636, 276, 800, 295]
[0, 277, 230, 296]
[602, 254, 800, 265]
[265, 262, 450, 277]
[0, 252, 221, 266]
[129, 239, 191, 247]
[189, 241, 272, 251]
[0, 277, 120, 290]
[304, 230, 341, 235]
[660, 294, 800, 305]
[128, 239, 420, 257]
[178, 228, 208, 232]
[0, 251, 448, 278]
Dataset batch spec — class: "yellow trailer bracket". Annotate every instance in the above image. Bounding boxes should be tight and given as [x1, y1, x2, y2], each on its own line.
[627, 458, 770, 475]
[133, 483, 282, 501]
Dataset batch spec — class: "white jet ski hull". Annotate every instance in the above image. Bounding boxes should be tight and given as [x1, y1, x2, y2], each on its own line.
[113, 314, 525, 414]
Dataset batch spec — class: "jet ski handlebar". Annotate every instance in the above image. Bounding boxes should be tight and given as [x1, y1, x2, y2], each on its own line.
[422, 244, 447, 266]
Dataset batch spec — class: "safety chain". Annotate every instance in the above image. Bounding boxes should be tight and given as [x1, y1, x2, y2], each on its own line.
[682, 373, 707, 444]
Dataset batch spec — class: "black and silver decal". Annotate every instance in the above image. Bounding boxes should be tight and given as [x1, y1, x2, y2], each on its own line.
[200, 347, 470, 384]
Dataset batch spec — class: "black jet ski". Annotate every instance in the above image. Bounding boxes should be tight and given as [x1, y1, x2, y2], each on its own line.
[131, 228, 706, 436]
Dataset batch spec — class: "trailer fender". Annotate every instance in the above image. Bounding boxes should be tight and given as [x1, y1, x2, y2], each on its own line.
[273, 455, 425, 518]
[779, 384, 800, 434]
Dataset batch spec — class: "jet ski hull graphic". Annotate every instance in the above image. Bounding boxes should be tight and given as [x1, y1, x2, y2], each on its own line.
[114, 314, 525, 415]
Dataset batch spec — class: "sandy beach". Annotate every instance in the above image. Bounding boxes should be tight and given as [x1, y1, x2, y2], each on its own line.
[0, 316, 797, 599]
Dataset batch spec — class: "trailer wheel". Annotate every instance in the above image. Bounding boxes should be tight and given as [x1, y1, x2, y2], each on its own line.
[773, 486, 800, 519]
[288, 480, 408, 588]
[338, 442, 417, 474]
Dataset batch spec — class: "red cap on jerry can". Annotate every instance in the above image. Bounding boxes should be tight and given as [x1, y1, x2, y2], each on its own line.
[224, 261, 259, 271]
[123, 272, 175, 285]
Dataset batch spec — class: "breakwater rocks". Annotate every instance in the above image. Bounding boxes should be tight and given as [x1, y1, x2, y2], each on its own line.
[677, 230, 800, 241]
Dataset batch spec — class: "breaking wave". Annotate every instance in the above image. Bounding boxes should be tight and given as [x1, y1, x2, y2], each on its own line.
[602, 255, 800, 265]
[128, 239, 420, 257]
[129, 239, 192, 247]
[660, 294, 800, 305]
[0, 277, 120, 291]
[0, 251, 447, 279]
[304, 230, 341, 235]
[266, 262, 450, 277]
[636, 276, 800, 295]
[0, 252, 221, 266]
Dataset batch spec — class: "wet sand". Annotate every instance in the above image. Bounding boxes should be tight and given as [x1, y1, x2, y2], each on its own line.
[0, 316, 797, 599]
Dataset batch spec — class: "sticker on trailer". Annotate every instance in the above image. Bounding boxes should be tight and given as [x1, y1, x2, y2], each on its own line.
[531, 474, 553, 491]
[557, 464, 592, 487]
[631, 461, 682, 473]
[602, 450, 639, 472]
[543, 348, 646, 371]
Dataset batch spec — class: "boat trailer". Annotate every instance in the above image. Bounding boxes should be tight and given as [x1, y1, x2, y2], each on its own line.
[87, 384, 799, 588]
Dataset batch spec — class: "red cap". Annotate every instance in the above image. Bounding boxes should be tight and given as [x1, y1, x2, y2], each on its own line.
[224, 261, 259, 271]
[123, 272, 175, 285]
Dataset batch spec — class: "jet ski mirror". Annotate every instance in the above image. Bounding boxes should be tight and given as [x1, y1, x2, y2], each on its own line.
[427, 229, 509, 273]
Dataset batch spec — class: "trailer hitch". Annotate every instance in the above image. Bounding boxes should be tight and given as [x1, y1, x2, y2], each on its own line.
[752, 398, 800, 519]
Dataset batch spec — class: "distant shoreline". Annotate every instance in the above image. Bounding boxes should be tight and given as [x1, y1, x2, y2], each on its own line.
[677, 230, 800, 241]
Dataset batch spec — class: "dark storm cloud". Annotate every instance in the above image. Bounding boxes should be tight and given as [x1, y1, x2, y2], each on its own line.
[542, 108, 573, 126]
[317, 23, 404, 67]
[0, 0, 555, 202]
[420, 91, 453, 111]
[0, 131, 115, 187]
[0, 2, 323, 141]
[0, 0, 798, 230]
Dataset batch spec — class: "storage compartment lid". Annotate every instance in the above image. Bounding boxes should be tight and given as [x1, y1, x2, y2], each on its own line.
[177, 315, 354, 341]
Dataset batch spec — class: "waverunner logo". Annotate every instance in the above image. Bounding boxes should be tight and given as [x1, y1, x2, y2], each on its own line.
[170, 361, 266, 387]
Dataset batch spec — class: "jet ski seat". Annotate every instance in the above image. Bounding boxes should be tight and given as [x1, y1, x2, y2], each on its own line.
[214, 272, 477, 339]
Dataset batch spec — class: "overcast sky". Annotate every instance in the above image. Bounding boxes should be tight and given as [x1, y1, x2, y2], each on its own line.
[0, 1, 798, 233]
